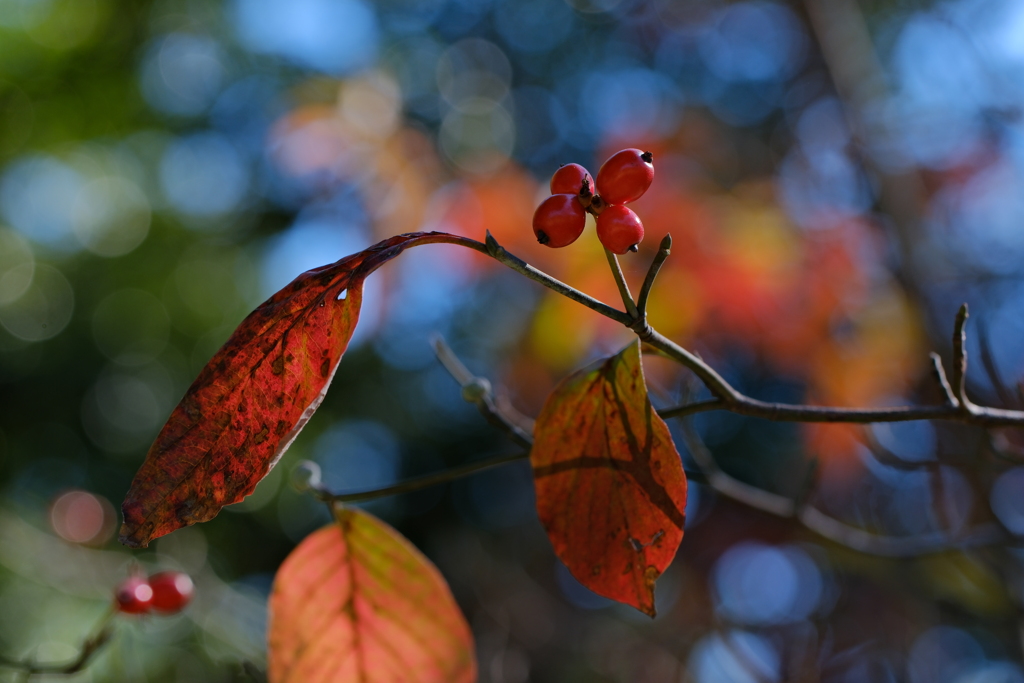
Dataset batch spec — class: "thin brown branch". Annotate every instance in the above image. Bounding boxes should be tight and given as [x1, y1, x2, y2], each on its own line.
[315, 452, 532, 504]
[930, 352, 959, 408]
[0, 611, 114, 677]
[311, 448, 711, 505]
[676, 413, 1012, 557]
[414, 234, 1024, 428]
[432, 335, 533, 448]
[657, 398, 725, 420]
[603, 248, 640, 319]
[636, 234, 672, 319]
[952, 303, 970, 407]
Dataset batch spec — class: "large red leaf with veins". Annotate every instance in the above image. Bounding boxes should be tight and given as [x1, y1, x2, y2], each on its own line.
[531, 340, 687, 616]
[120, 232, 455, 548]
[268, 506, 476, 683]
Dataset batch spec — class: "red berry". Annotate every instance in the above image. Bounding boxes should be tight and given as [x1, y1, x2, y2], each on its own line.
[115, 576, 153, 614]
[550, 163, 594, 196]
[148, 571, 195, 613]
[532, 194, 586, 248]
[596, 205, 644, 254]
[595, 149, 654, 205]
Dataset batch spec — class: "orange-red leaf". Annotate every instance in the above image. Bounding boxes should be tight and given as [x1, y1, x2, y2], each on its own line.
[531, 340, 687, 616]
[268, 506, 476, 683]
[120, 232, 455, 548]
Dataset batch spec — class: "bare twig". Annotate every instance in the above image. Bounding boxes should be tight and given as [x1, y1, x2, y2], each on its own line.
[636, 234, 672, 319]
[676, 413, 1011, 557]
[930, 352, 959, 408]
[603, 248, 640, 319]
[0, 610, 115, 677]
[952, 303, 971, 408]
[313, 452, 532, 505]
[432, 335, 533, 448]
[657, 398, 725, 420]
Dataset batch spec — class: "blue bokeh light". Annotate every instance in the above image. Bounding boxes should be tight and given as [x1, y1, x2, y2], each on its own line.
[0, 155, 83, 250]
[159, 132, 249, 218]
[698, 2, 806, 83]
[712, 541, 824, 625]
[139, 33, 227, 117]
[232, 0, 379, 75]
[689, 630, 780, 683]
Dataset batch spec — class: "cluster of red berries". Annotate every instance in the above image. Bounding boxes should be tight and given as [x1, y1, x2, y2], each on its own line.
[532, 148, 655, 255]
[115, 570, 194, 615]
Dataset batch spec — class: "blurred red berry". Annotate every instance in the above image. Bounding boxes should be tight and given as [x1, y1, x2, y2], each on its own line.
[550, 163, 594, 196]
[595, 149, 654, 205]
[115, 576, 153, 614]
[533, 194, 586, 248]
[149, 571, 195, 613]
[596, 205, 644, 254]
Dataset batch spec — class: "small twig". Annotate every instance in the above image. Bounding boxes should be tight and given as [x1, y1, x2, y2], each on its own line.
[314, 452, 532, 504]
[930, 352, 959, 408]
[493, 390, 536, 436]
[603, 248, 640, 319]
[432, 335, 533, 448]
[0, 609, 115, 677]
[679, 413, 795, 517]
[675, 412, 1012, 557]
[636, 234, 672, 319]
[657, 398, 725, 420]
[310, 449, 708, 505]
[952, 303, 971, 408]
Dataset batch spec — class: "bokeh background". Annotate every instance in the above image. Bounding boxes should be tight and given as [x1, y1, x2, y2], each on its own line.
[2, 0, 1024, 680]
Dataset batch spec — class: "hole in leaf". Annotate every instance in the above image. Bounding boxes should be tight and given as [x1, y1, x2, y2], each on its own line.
[337, 289, 347, 301]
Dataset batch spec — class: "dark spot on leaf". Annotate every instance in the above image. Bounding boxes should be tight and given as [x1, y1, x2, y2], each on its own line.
[320, 357, 331, 378]
[271, 355, 285, 375]
[254, 425, 270, 445]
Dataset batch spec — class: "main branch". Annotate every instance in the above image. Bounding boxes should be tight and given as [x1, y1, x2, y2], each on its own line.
[440, 232, 1024, 428]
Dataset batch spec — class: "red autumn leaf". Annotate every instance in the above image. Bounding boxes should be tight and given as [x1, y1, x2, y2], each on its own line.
[120, 232, 457, 548]
[268, 506, 477, 683]
[531, 340, 687, 616]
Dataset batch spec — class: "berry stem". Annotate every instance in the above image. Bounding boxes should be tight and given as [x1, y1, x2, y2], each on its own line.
[603, 248, 640, 320]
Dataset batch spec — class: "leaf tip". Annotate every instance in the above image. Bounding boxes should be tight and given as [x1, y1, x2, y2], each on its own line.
[117, 523, 149, 549]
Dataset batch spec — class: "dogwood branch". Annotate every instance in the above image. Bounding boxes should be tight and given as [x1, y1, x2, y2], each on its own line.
[425, 232, 1024, 428]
